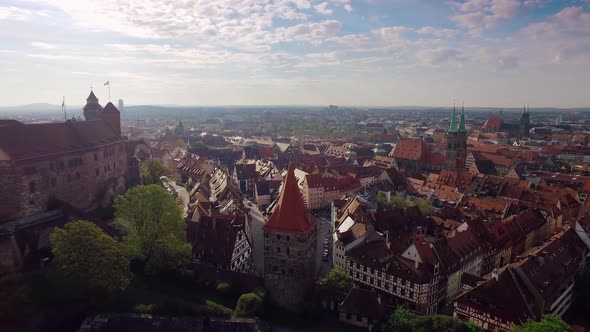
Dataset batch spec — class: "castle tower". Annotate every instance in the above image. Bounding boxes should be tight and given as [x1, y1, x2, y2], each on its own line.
[520, 105, 530, 138]
[263, 164, 317, 311]
[100, 102, 121, 136]
[83, 90, 103, 121]
[445, 104, 467, 170]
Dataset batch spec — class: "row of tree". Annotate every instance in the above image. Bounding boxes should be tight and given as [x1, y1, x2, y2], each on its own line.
[376, 192, 434, 215]
[50, 185, 191, 293]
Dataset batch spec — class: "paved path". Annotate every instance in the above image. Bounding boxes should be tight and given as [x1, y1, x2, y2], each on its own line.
[163, 177, 190, 218]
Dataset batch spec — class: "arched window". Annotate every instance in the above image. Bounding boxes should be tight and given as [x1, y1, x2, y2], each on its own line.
[29, 181, 36, 193]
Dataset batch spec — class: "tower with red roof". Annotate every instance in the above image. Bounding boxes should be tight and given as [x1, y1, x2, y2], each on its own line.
[263, 164, 317, 311]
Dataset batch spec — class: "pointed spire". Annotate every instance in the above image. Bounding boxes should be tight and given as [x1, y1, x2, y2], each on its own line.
[448, 100, 458, 132]
[459, 102, 466, 132]
[262, 164, 316, 234]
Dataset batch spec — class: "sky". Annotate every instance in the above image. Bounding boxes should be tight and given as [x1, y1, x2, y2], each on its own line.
[0, 0, 589, 108]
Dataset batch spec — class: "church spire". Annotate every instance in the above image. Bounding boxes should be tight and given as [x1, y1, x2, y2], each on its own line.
[458, 102, 466, 132]
[448, 100, 458, 132]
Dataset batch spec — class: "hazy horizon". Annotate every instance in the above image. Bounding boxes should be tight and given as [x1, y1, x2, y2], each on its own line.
[1, 1, 590, 107]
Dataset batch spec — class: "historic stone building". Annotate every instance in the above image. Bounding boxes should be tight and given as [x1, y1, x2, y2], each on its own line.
[445, 106, 467, 170]
[0, 91, 128, 221]
[0, 90, 134, 271]
[263, 165, 317, 311]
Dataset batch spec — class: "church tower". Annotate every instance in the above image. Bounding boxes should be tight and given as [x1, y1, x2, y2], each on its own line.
[83, 90, 103, 121]
[263, 165, 317, 311]
[445, 104, 467, 170]
[520, 105, 530, 138]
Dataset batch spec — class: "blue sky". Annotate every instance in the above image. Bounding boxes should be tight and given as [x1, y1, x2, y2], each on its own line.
[0, 0, 589, 107]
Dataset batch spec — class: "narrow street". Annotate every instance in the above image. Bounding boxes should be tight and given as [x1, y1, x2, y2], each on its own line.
[163, 177, 190, 218]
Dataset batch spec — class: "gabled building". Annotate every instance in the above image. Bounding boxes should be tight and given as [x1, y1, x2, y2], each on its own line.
[188, 214, 252, 273]
[454, 228, 587, 331]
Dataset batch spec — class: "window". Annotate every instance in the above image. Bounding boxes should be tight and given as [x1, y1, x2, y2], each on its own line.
[29, 181, 36, 193]
[67, 174, 71, 182]
[277, 234, 281, 240]
[95, 168, 99, 176]
[94, 153, 98, 161]
[75, 172, 80, 180]
[51, 178, 56, 187]
[277, 247, 281, 253]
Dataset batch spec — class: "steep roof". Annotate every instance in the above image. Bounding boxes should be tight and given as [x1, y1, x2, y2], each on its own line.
[0, 120, 122, 162]
[263, 165, 316, 234]
[87, 90, 98, 102]
[102, 102, 120, 114]
[391, 139, 425, 161]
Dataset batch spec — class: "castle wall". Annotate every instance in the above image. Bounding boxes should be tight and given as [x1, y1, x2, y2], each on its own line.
[1, 140, 128, 222]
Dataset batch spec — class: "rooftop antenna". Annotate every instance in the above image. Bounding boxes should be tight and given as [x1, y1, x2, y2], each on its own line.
[62, 96, 67, 121]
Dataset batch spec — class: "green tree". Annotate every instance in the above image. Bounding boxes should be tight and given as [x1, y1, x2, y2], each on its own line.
[141, 159, 170, 185]
[319, 268, 353, 292]
[50, 220, 130, 292]
[385, 307, 484, 332]
[234, 292, 262, 317]
[376, 191, 387, 209]
[114, 185, 191, 274]
[412, 198, 434, 215]
[391, 195, 409, 209]
[509, 315, 570, 332]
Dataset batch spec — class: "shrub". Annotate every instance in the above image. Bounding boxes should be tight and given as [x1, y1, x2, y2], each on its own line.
[234, 293, 262, 317]
[216, 282, 232, 294]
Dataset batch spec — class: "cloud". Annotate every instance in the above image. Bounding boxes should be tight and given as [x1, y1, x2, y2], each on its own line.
[416, 26, 458, 38]
[416, 48, 465, 66]
[331, 0, 353, 12]
[450, 0, 521, 34]
[523, 0, 544, 8]
[30, 42, 57, 50]
[373, 26, 412, 45]
[0, 6, 35, 20]
[314, 2, 333, 15]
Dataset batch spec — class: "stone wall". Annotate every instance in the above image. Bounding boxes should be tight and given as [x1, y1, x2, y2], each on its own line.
[0, 161, 21, 221]
[2, 141, 129, 222]
[263, 227, 317, 311]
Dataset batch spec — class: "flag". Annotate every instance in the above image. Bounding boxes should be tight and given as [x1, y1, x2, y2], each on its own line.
[62, 97, 65, 107]
[104, 81, 110, 86]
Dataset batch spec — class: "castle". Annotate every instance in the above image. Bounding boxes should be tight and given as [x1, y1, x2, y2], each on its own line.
[263, 165, 317, 311]
[0, 90, 136, 271]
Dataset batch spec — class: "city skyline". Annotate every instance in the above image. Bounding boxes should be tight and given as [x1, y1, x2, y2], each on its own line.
[1, 0, 590, 107]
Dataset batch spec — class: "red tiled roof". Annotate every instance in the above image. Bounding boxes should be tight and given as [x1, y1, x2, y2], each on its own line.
[391, 139, 425, 161]
[482, 117, 502, 130]
[263, 165, 316, 234]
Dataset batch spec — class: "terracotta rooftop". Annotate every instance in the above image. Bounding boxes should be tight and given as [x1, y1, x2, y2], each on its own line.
[263, 165, 316, 234]
[391, 139, 425, 161]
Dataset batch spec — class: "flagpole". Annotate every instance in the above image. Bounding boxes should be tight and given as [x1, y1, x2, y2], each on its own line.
[109, 83, 111, 102]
